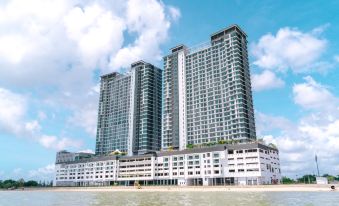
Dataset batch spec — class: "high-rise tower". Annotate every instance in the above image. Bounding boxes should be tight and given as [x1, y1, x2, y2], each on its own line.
[96, 61, 162, 156]
[162, 25, 256, 150]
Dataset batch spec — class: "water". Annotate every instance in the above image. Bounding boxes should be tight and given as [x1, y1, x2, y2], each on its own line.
[0, 191, 338, 206]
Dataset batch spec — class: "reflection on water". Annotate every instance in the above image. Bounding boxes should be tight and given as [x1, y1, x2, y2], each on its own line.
[0, 191, 338, 206]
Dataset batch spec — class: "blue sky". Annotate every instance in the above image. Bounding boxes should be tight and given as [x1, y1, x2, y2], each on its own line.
[0, 0, 339, 180]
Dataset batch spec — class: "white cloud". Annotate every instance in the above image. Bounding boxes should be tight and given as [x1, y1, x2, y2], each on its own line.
[258, 78, 339, 176]
[37, 111, 47, 121]
[260, 115, 339, 176]
[0, 87, 27, 135]
[252, 26, 327, 73]
[0, 164, 55, 181]
[0, 0, 179, 138]
[251, 70, 285, 91]
[0, 0, 178, 81]
[13, 168, 22, 175]
[0, 87, 82, 150]
[108, 0, 172, 69]
[293, 76, 338, 111]
[63, 3, 125, 68]
[28, 164, 55, 181]
[68, 105, 98, 137]
[25, 120, 41, 133]
[168, 6, 181, 21]
[334, 55, 339, 63]
[0, 34, 31, 64]
[256, 111, 296, 137]
[39, 135, 82, 150]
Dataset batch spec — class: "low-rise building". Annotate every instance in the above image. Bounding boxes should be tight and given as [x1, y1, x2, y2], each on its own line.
[54, 143, 280, 186]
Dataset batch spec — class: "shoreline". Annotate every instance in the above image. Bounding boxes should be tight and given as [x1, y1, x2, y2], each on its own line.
[2, 184, 338, 192]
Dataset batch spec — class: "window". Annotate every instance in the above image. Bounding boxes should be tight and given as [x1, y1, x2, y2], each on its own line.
[247, 168, 259, 172]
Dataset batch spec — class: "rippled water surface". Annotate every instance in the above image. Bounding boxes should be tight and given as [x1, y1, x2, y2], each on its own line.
[0, 191, 338, 206]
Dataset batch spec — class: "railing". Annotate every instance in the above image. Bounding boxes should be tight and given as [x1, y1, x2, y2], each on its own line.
[187, 41, 211, 54]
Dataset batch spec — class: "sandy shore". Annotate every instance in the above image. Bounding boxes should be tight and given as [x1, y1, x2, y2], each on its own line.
[10, 184, 338, 192]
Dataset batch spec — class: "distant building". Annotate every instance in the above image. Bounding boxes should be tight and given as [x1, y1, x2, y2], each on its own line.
[162, 25, 256, 151]
[56, 150, 94, 164]
[54, 143, 281, 186]
[316, 177, 328, 184]
[95, 61, 162, 156]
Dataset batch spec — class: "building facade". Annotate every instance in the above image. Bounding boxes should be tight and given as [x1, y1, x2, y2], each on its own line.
[95, 61, 162, 156]
[54, 143, 281, 186]
[162, 25, 256, 150]
[131, 61, 163, 155]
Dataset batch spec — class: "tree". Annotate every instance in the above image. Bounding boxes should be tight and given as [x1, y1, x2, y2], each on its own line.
[297, 175, 316, 184]
[218, 140, 226, 144]
[281, 176, 295, 184]
[18, 178, 25, 188]
[323, 174, 335, 182]
[24, 180, 38, 187]
[1, 179, 17, 189]
[186, 144, 194, 149]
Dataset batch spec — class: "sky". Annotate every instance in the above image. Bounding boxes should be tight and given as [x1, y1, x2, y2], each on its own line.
[0, 0, 339, 181]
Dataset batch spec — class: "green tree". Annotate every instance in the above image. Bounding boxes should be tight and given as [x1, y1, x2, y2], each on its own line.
[2, 179, 17, 189]
[186, 144, 194, 149]
[24, 180, 38, 187]
[282, 176, 295, 184]
[218, 140, 226, 144]
[297, 174, 316, 184]
[18, 178, 25, 188]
